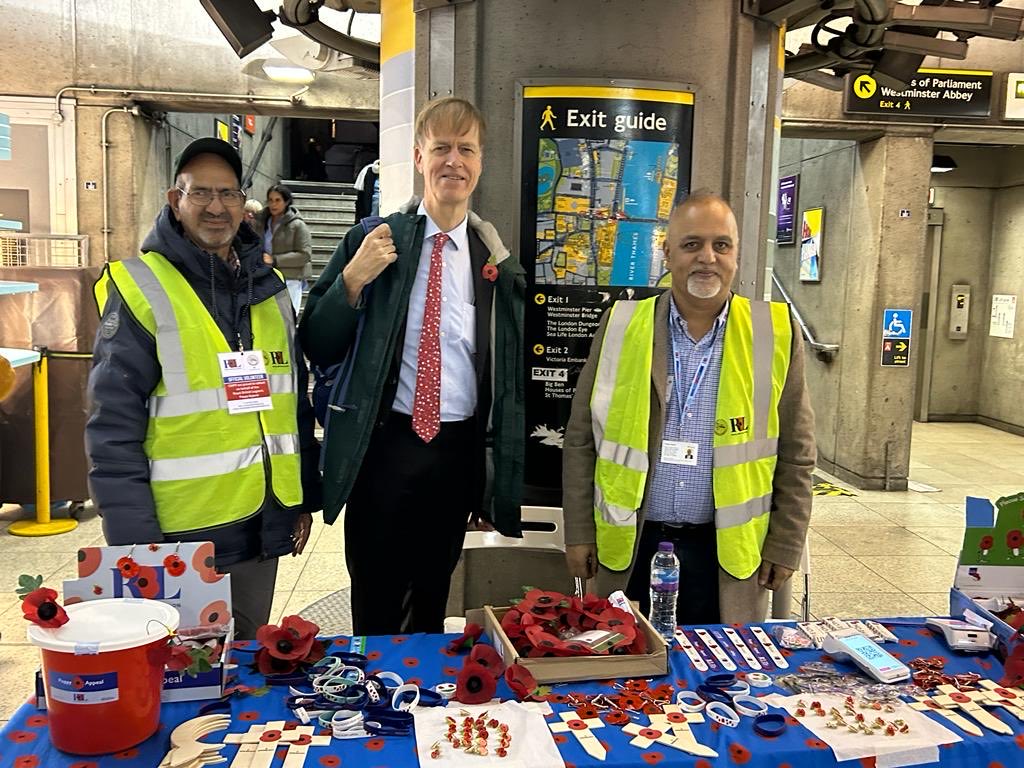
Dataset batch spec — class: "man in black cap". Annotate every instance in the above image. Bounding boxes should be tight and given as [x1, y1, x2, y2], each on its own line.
[86, 138, 322, 638]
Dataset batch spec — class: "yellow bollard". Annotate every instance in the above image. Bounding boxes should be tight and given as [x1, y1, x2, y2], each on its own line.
[9, 352, 78, 536]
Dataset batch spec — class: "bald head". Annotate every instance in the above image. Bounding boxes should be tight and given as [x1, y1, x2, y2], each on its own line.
[663, 192, 739, 311]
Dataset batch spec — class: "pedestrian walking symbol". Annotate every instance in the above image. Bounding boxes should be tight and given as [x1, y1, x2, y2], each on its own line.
[540, 105, 556, 131]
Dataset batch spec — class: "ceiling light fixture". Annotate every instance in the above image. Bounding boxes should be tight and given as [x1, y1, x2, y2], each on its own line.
[931, 155, 958, 173]
[242, 58, 316, 85]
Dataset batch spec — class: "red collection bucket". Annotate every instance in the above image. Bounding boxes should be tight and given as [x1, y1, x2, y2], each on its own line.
[27, 598, 180, 755]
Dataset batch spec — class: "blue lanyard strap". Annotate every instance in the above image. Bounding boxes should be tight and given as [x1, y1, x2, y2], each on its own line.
[671, 318, 721, 416]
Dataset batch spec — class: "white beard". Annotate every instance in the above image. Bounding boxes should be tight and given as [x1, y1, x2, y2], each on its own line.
[687, 273, 721, 299]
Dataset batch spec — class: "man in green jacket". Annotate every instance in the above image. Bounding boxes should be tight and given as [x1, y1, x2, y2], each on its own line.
[299, 98, 525, 635]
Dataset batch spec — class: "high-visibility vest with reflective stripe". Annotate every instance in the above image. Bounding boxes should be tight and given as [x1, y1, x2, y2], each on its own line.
[94, 252, 303, 534]
[590, 299, 655, 571]
[590, 295, 792, 579]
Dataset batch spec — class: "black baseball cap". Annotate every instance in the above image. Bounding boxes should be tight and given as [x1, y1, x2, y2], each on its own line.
[172, 138, 243, 185]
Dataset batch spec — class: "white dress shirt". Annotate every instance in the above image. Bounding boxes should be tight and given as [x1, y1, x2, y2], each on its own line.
[392, 203, 478, 421]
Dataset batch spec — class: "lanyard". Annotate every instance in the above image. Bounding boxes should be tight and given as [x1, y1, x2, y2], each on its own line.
[670, 318, 721, 416]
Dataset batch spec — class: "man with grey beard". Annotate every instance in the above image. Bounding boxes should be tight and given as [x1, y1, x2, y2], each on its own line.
[561, 192, 816, 624]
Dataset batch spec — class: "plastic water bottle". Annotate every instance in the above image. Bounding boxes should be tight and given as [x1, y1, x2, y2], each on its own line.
[649, 541, 680, 642]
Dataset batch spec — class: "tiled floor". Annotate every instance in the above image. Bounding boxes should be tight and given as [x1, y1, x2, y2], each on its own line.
[0, 420, 1022, 725]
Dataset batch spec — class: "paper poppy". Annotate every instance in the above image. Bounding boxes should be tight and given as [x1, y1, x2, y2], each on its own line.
[163, 554, 187, 577]
[469, 643, 505, 678]
[500, 609, 526, 639]
[455, 661, 496, 704]
[116, 556, 139, 579]
[525, 624, 567, 652]
[575, 705, 600, 719]
[517, 589, 567, 617]
[504, 663, 541, 701]
[22, 587, 69, 628]
[650, 683, 673, 700]
[604, 710, 629, 725]
[482, 263, 498, 282]
[256, 615, 318, 661]
[545, 693, 569, 704]
[624, 679, 649, 692]
[448, 622, 484, 653]
[616, 693, 646, 710]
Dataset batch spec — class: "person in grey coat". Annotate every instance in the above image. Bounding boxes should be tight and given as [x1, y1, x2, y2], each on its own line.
[259, 184, 313, 313]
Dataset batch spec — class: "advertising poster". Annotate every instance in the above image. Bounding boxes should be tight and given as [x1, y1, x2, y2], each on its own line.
[777, 174, 798, 245]
[517, 82, 694, 501]
[799, 207, 824, 282]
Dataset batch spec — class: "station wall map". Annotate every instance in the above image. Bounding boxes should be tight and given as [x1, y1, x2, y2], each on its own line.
[518, 83, 694, 499]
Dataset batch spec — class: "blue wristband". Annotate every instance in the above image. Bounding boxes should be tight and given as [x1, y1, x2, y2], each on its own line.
[753, 713, 787, 737]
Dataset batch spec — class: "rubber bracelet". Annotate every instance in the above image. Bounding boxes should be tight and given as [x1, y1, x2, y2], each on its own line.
[392, 683, 421, 711]
[732, 695, 769, 717]
[753, 713, 787, 737]
[435, 682, 457, 700]
[317, 675, 358, 695]
[329, 651, 370, 669]
[721, 680, 751, 698]
[675, 691, 706, 712]
[706, 701, 740, 728]
[362, 677, 387, 707]
[308, 656, 342, 678]
[747, 672, 773, 688]
[376, 671, 405, 689]
[696, 685, 734, 705]
[416, 687, 445, 708]
[704, 673, 737, 690]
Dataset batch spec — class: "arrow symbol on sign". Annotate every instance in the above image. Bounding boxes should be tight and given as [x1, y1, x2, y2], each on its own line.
[896, 341, 908, 352]
[858, 81, 871, 95]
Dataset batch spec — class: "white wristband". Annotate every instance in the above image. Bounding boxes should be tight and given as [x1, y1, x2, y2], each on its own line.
[732, 695, 769, 717]
[675, 691, 706, 712]
[706, 701, 740, 728]
[392, 683, 421, 711]
[722, 680, 750, 698]
[747, 672, 773, 688]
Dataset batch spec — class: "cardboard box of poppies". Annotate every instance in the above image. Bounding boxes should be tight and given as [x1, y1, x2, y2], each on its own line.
[480, 589, 668, 684]
[58, 541, 234, 703]
[950, 492, 1024, 652]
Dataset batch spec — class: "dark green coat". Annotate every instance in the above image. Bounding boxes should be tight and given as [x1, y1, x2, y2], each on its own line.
[298, 207, 526, 536]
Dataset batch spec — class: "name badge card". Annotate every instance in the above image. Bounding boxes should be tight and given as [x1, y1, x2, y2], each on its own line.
[218, 351, 272, 414]
[662, 440, 698, 466]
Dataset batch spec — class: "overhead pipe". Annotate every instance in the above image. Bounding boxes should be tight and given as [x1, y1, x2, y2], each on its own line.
[54, 85, 308, 123]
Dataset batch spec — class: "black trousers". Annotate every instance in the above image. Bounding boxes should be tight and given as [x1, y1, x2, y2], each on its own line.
[625, 519, 720, 625]
[345, 412, 475, 635]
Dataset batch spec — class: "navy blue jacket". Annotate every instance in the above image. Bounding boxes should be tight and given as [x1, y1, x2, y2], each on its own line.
[85, 206, 322, 566]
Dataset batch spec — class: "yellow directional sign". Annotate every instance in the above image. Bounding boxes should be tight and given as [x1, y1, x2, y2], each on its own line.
[534, 293, 546, 305]
[854, 74, 876, 99]
[895, 341, 908, 352]
[533, 343, 545, 355]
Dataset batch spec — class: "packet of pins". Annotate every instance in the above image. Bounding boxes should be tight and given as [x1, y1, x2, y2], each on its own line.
[773, 625, 814, 650]
[558, 628, 626, 653]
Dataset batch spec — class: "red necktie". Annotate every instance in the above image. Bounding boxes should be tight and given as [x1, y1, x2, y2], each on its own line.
[412, 232, 449, 443]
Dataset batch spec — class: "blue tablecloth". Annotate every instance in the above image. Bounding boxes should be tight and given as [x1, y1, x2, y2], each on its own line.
[2, 621, 1023, 767]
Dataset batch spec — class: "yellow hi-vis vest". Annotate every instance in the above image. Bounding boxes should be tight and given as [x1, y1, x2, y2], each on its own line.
[94, 252, 303, 535]
[591, 294, 792, 579]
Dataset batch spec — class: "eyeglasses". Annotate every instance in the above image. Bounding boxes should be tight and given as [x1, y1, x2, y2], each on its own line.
[176, 187, 246, 207]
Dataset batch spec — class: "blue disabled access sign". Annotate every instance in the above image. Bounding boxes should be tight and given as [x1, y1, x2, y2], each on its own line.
[881, 308, 912, 366]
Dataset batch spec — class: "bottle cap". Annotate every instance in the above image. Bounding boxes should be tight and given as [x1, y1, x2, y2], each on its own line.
[658, 541, 674, 552]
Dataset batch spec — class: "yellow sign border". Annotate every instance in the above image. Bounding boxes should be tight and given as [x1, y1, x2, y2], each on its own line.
[524, 85, 694, 105]
[917, 68, 993, 77]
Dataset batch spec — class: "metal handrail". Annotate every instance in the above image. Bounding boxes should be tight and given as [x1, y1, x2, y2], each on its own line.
[0, 234, 89, 268]
[771, 272, 840, 363]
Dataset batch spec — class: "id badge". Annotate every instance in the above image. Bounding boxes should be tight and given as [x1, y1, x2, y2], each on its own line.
[218, 350, 272, 414]
[662, 440, 698, 466]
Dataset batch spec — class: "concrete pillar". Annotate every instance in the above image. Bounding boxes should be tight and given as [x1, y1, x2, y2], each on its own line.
[821, 131, 933, 490]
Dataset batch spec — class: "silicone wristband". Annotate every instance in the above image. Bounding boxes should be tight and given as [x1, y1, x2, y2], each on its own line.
[696, 685, 734, 705]
[721, 680, 751, 698]
[732, 695, 769, 717]
[747, 672, 773, 688]
[391, 683, 421, 711]
[435, 682, 457, 700]
[706, 701, 740, 728]
[753, 713, 787, 737]
[703, 673, 737, 690]
[675, 691, 707, 712]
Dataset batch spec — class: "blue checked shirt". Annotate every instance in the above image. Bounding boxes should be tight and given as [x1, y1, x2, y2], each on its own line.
[646, 298, 729, 525]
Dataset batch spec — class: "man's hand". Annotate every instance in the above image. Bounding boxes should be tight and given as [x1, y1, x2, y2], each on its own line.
[341, 223, 397, 306]
[565, 543, 598, 581]
[757, 560, 795, 591]
[262, 252, 274, 265]
[292, 512, 313, 556]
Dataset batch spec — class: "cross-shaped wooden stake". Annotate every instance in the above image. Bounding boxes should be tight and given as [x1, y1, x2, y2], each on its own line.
[549, 711, 606, 761]
[933, 685, 1014, 736]
[977, 679, 1024, 722]
[224, 721, 332, 768]
[647, 704, 718, 758]
[909, 696, 983, 737]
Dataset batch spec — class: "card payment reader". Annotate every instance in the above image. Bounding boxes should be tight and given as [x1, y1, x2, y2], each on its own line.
[822, 630, 911, 683]
[925, 618, 995, 653]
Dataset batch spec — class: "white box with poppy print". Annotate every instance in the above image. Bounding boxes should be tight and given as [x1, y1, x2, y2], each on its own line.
[950, 492, 1024, 650]
[479, 604, 667, 685]
[58, 541, 234, 703]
